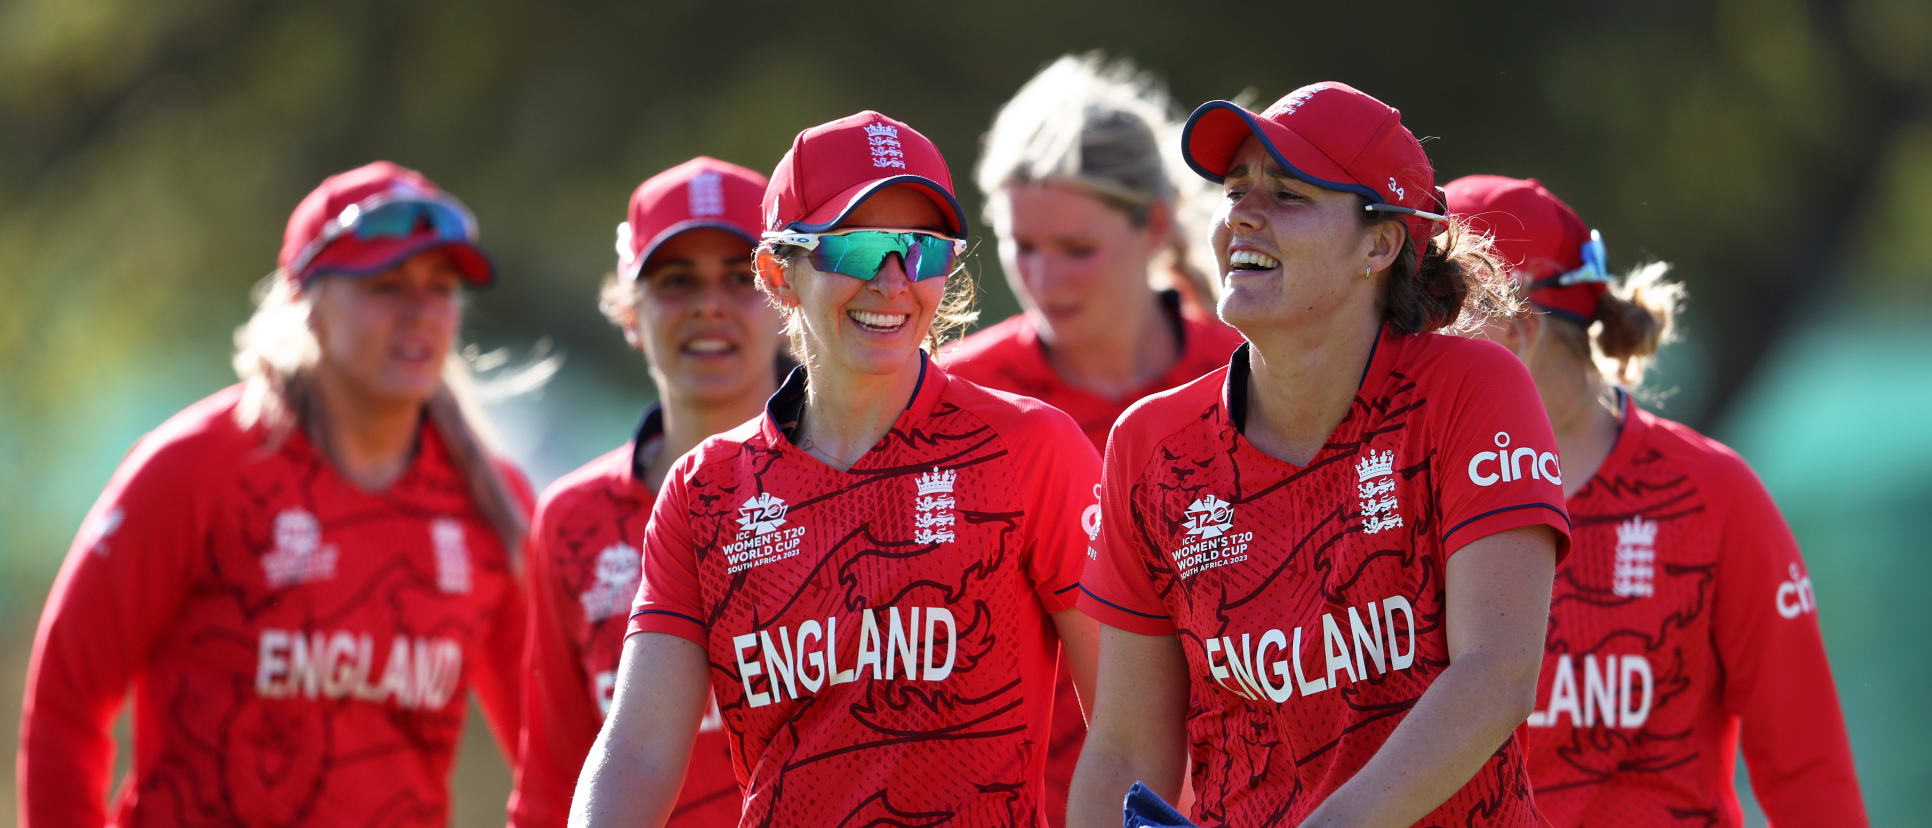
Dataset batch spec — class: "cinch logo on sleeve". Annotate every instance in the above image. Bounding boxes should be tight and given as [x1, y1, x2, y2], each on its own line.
[726, 492, 806, 574]
[1528, 653, 1653, 729]
[731, 605, 957, 709]
[256, 629, 462, 710]
[1466, 431, 1562, 487]
[1083, 484, 1101, 560]
[1201, 595, 1417, 704]
[1776, 562, 1816, 618]
[1170, 494, 1251, 579]
[83, 506, 124, 557]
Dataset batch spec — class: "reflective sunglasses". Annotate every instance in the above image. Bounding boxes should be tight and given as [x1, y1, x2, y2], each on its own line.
[760, 229, 965, 282]
[1533, 229, 1611, 288]
[288, 192, 479, 282]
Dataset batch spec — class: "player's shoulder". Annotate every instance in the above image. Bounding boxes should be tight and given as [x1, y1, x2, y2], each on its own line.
[1635, 407, 1762, 491]
[1108, 363, 1231, 462]
[535, 445, 638, 521]
[1399, 330, 1525, 382]
[936, 315, 1034, 376]
[118, 385, 259, 481]
[668, 416, 767, 484]
[940, 370, 1085, 450]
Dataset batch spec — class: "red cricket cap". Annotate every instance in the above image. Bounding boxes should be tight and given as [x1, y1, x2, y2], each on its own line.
[618, 156, 768, 280]
[278, 161, 492, 288]
[762, 110, 967, 237]
[1181, 82, 1443, 256]
[1445, 174, 1608, 324]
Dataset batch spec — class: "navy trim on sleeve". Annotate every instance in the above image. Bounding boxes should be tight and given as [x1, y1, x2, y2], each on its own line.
[628, 608, 706, 627]
[1441, 502, 1571, 543]
[1077, 584, 1171, 620]
[1053, 582, 1080, 595]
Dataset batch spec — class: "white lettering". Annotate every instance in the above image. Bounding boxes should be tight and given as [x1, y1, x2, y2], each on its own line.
[797, 620, 825, 693]
[734, 606, 962, 709]
[733, 633, 769, 708]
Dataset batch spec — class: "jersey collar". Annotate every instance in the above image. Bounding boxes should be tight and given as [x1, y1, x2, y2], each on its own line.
[1587, 387, 1648, 490]
[627, 403, 665, 483]
[759, 352, 947, 453]
[1224, 323, 1401, 433]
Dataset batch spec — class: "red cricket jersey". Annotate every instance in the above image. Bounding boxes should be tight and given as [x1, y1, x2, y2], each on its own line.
[1526, 392, 1867, 826]
[627, 357, 1099, 826]
[939, 291, 1242, 823]
[1079, 329, 1573, 826]
[941, 291, 1245, 449]
[18, 385, 528, 827]
[509, 406, 741, 827]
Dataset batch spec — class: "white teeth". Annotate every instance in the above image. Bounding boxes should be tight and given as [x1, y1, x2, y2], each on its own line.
[1230, 250, 1280, 270]
[849, 310, 909, 330]
[685, 338, 733, 354]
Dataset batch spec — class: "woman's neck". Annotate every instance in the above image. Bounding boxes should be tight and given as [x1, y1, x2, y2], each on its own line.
[643, 379, 780, 491]
[1240, 303, 1381, 467]
[1041, 291, 1178, 399]
[795, 351, 926, 472]
[1536, 358, 1623, 498]
[308, 372, 423, 491]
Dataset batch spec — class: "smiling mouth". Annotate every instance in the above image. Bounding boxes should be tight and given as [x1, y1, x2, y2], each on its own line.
[848, 310, 910, 333]
[1229, 250, 1281, 272]
[682, 337, 738, 356]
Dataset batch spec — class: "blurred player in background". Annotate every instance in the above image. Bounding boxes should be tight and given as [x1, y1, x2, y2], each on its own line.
[946, 52, 1240, 446]
[509, 157, 783, 827]
[1446, 174, 1869, 827]
[1071, 83, 1571, 826]
[939, 53, 1243, 821]
[572, 111, 1101, 827]
[18, 161, 531, 827]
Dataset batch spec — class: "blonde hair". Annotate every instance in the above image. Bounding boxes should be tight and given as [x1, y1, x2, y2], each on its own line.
[1540, 261, 1686, 392]
[976, 52, 1219, 313]
[232, 272, 535, 555]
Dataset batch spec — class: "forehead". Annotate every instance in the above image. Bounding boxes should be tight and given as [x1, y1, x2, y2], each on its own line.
[842, 185, 945, 231]
[1225, 136, 1290, 178]
[644, 227, 754, 271]
[995, 183, 1130, 234]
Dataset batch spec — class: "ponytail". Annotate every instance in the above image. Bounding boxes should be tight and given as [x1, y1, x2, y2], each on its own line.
[1375, 211, 1521, 335]
[1589, 261, 1685, 389]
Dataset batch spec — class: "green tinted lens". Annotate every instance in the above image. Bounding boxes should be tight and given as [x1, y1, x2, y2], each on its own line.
[905, 233, 956, 281]
[810, 233, 890, 280]
[810, 232, 955, 281]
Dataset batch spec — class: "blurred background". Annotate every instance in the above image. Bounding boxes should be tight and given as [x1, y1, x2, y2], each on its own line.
[3, 0, 1928, 824]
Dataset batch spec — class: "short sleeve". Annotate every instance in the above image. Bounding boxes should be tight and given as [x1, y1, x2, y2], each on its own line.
[627, 454, 707, 646]
[1016, 408, 1102, 611]
[1430, 342, 1572, 560]
[1076, 421, 1177, 636]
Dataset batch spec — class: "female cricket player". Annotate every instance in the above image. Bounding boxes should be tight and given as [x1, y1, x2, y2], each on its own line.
[1071, 83, 1571, 827]
[20, 161, 530, 826]
[1446, 173, 1868, 827]
[573, 111, 1102, 827]
[509, 157, 783, 827]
